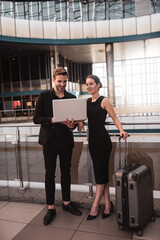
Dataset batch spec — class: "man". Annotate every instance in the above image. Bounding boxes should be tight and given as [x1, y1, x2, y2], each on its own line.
[33, 67, 82, 225]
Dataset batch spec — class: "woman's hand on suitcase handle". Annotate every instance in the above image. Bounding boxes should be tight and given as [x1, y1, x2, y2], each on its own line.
[120, 131, 128, 139]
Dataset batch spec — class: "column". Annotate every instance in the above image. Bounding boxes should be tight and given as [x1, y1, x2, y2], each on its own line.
[105, 43, 115, 106]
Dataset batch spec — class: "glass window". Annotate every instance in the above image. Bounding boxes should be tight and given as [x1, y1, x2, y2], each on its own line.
[151, 0, 160, 14]
[24, 1, 29, 19]
[2, 58, 10, 83]
[92, 63, 107, 92]
[69, 0, 81, 22]
[2, 1, 13, 18]
[11, 57, 19, 82]
[105, 0, 109, 20]
[99, 87, 108, 97]
[115, 76, 122, 87]
[49, 1, 55, 21]
[74, 0, 81, 21]
[29, 1, 42, 20]
[113, 56, 160, 106]
[123, 0, 135, 18]
[15, 2, 25, 19]
[40, 53, 46, 79]
[88, 0, 94, 21]
[69, 1, 74, 22]
[95, 1, 105, 21]
[55, 1, 61, 21]
[62, 1, 67, 21]
[42, 1, 49, 21]
[30, 55, 39, 80]
[21, 56, 29, 81]
[82, 1, 88, 21]
[39, 1, 42, 21]
[109, 0, 122, 20]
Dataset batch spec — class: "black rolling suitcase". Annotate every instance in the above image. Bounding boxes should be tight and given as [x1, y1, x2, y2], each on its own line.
[115, 136, 155, 236]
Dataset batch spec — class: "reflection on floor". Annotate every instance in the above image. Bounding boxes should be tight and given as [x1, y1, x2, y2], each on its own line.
[0, 198, 160, 240]
[0, 137, 160, 239]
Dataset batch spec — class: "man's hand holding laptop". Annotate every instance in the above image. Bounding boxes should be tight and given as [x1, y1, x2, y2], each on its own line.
[51, 117, 84, 134]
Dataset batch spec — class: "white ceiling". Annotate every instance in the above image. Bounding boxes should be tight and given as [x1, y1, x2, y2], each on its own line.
[0, 41, 106, 63]
[55, 44, 106, 63]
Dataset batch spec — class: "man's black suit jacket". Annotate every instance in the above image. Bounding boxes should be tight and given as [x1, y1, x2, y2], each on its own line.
[33, 89, 76, 146]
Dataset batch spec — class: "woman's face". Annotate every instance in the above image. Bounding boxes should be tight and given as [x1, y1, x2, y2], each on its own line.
[86, 77, 100, 95]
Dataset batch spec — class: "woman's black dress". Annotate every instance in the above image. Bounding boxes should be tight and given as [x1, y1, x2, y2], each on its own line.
[87, 96, 112, 184]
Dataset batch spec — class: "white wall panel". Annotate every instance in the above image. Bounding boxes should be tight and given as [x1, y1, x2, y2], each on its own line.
[146, 38, 160, 57]
[43, 21, 57, 39]
[151, 13, 160, 32]
[114, 41, 145, 61]
[137, 15, 151, 34]
[123, 18, 136, 36]
[96, 20, 109, 38]
[70, 22, 83, 39]
[110, 19, 123, 37]
[30, 20, 43, 38]
[16, 18, 29, 38]
[57, 22, 70, 39]
[83, 21, 96, 38]
[1, 17, 15, 37]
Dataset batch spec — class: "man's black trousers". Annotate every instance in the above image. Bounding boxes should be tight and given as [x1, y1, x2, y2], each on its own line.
[43, 135, 73, 205]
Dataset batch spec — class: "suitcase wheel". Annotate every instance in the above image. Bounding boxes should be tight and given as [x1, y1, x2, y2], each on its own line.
[137, 229, 143, 237]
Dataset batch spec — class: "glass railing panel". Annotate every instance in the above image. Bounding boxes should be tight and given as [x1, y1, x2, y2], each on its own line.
[0, 124, 160, 197]
[0, 136, 18, 184]
[41, 79, 47, 90]
[3, 82, 11, 92]
[21, 81, 30, 91]
[12, 82, 20, 92]
[31, 80, 41, 90]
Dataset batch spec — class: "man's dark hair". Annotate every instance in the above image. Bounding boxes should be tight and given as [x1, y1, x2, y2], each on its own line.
[53, 67, 68, 79]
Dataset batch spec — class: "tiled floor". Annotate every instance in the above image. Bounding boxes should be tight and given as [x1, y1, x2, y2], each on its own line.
[0, 201, 159, 240]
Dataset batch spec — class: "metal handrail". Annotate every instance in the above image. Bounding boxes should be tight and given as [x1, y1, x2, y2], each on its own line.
[0, 120, 160, 128]
[0, 121, 160, 194]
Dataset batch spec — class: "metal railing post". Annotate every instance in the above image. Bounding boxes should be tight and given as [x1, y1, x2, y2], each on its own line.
[15, 127, 29, 193]
[85, 127, 94, 199]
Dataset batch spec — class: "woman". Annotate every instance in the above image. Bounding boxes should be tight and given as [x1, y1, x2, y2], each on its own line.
[86, 75, 128, 220]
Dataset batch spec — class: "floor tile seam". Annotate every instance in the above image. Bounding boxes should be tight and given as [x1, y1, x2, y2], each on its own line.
[0, 210, 45, 225]
[0, 218, 28, 225]
[0, 201, 9, 209]
[69, 229, 79, 240]
[12, 223, 30, 240]
[132, 238, 147, 240]
[73, 229, 133, 238]
[77, 228, 133, 239]
[79, 192, 88, 201]
[28, 222, 79, 232]
[73, 209, 89, 231]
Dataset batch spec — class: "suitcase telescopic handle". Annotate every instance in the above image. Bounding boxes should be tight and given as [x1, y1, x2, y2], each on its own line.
[118, 134, 127, 169]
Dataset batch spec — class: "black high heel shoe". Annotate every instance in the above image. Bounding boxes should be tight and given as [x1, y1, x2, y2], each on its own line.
[102, 201, 114, 219]
[87, 214, 97, 220]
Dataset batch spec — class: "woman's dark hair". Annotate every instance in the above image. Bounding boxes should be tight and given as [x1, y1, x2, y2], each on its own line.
[86, 74, 103, 89]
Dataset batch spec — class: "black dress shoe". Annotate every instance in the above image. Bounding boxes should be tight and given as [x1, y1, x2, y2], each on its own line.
[102, 201, 114, 219]
[87, 214, 97, 220]
[43, 209, 56, 225]
[63, 203, 82, 216]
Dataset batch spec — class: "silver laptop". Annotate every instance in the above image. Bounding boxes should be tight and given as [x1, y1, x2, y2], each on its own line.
[52, 98, 87, 123]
